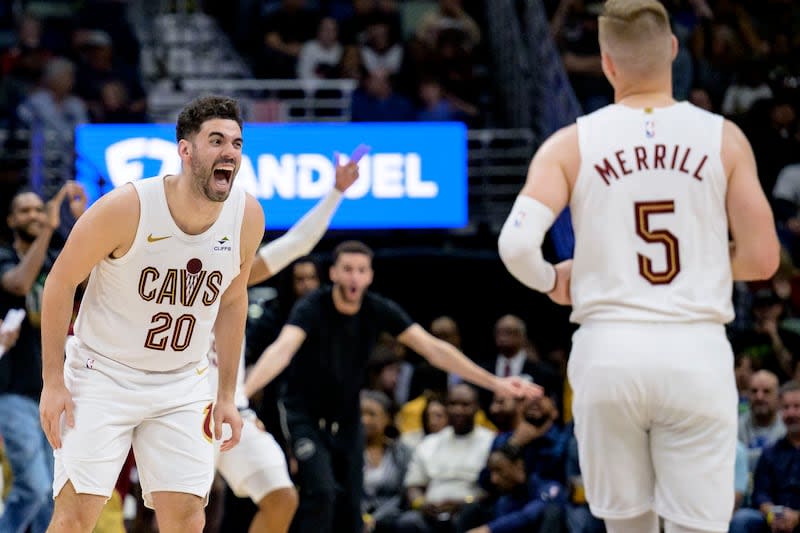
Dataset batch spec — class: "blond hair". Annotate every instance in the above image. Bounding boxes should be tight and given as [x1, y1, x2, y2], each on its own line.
[598, 0, 673, 75]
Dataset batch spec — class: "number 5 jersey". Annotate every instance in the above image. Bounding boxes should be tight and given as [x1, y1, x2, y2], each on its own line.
[570, 102, 732, 324]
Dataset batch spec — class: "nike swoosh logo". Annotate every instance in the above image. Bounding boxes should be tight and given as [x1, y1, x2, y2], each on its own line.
[147, 234, 171, 243]
[196, 365, 209, 375]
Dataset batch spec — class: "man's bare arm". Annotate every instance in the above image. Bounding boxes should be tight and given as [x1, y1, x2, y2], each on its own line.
[243, 325, 306, 398]
[498, 126, 576, 293]
[40, 186, 138, 447]
[724, 120, 780, 280]
[215, 194, 264, 402]
[398, 324, 541, 399]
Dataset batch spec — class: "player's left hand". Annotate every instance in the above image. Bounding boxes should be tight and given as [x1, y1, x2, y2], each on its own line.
[494, 375, 543, 400]
[333, 144, 370, 192]
[213, 400, 243, 452]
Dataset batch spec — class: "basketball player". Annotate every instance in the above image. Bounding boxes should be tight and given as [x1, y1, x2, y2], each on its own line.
[497, 2, 780, 533]
[207, 148, 364, 533]
[38, 95, 264, 533]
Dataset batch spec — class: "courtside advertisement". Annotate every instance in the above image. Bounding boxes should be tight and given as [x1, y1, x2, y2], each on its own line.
[74, 123, 468, 229]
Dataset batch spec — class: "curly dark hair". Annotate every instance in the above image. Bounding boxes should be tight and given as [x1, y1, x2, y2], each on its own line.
[175, 95, 243, 142]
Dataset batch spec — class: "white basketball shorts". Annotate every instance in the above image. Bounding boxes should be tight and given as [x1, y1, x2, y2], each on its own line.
[215, 409, 293, 503]
[568, 321, 737, 533]
[54, 339, 214, 509]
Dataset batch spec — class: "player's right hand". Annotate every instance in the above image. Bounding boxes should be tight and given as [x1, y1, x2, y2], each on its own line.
[39, 382, 75, 449]
[548, 259, 573, 306]
[494, 376, 543, 400]
[333, 144, 370, 192]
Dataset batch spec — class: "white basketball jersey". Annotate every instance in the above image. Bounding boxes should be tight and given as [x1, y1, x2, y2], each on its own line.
[570, 102, 733, 324]
[74, 176, 246, 371]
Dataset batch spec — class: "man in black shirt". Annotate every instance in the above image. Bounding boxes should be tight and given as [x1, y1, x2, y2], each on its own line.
[244, 240, 540, 533]
[0, 183, 86, 533]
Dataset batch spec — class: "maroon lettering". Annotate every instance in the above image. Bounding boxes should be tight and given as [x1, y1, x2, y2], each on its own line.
[594, 158, 619, 186]
[138, 267, 159, 301]
[679, 147, 691, 174]
[202, 271, 223, 306]
[654, 144, 666, 169]
[692, 155, 708, 181]
[634, 146, 649, 171]
[616, 150, 632, 175]
[670, 145, 680, 169]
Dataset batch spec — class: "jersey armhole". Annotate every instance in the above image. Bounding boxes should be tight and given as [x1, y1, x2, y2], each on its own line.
[106, 181, 146, 265]
[572, 117, 592, 204]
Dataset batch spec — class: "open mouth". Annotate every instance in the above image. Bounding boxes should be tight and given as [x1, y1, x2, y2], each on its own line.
[212, 168, 233, 192]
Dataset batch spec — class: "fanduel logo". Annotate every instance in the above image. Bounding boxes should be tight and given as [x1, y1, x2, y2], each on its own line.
[104, 139, 439, 199]
[106, 138, 181, 186]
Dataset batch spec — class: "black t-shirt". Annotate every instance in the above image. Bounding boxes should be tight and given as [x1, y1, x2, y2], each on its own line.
[0, 245, 59, 399]
[282, 286, 413, 422]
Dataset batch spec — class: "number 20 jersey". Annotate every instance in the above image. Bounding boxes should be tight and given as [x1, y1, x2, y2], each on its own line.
[73, 176, 246, 371]
[569, 102, 732, 325]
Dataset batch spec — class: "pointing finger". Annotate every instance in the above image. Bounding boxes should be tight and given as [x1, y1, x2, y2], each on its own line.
[350, 144, 371, 163]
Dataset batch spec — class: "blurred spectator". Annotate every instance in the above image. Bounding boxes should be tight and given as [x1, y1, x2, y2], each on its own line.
[258, 0, 321, 78]
[297, 17, 344, 80]
[361, 390, 412, 533]
[735, 352, 755, 416]
[465, 444, 567, 533]
[400, 395, 448, 451]
[72, 30, 146, 123]
[351, 68, 415, 121]
[481, 315, 561, 410]
[416, 78, 469, 122]
[339, 0, 402, 47]
[367, 344, 403, 400]
[1, 13, 51, 77]
[0, 183, 86, 533]
[430, 315, 464, 387]
[397, 384, 494, 533]
[415, 0, 481, 53]
[360, 21, 403, 75]
[16, 57, 88, 199]
[482, 393, 565, 487]
[487, 393, 522, 434]
[691, 16, 751, 108]
[721, 60, 772, 118]
[734, 440, 749, 512]
[551, 0, 611, 113]
[732, 288, 800, 380]
[730, 380, 800, 533]
[460, 391, 566, 532]
[738, 370, 786, 472]
[746, 99, 800, 197]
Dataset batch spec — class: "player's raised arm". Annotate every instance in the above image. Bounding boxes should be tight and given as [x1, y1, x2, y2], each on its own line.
[243, 324, 306, 398]
[723, 120, 780, 281]
[498, 125, 577, 299]
[213, 193, 264, 451]
[397, 323, 541, 400]
[248, 146, 367, 286]
[40, 185, 139, 449]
